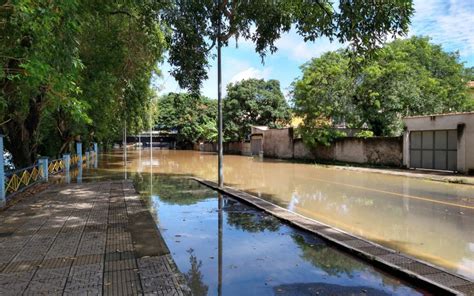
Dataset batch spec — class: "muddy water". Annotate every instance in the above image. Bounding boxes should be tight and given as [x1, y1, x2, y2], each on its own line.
[86, 149, 474, 280]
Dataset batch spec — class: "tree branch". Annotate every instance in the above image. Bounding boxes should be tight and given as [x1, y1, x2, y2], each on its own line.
[205, 39, 216, 53]
[108, 10, 136, 18]
[316, 0, 332, 17]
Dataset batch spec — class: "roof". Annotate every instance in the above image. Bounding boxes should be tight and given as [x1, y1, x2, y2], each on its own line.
[404, 111, 474, 119]
[251, 125, 269, 130]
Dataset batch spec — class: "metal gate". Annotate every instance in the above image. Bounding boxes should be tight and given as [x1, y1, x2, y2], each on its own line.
[409, 130, 457, 171]
[251, 138, 262, 155]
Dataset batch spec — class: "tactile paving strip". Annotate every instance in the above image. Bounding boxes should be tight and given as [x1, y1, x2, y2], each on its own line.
[104, 269, 141, 296]
[455, 283, 474, 295]
[424, 272, 471, 288]
[137, 256, 185, 295]
[24, 267, 70, 295]
[398, 262, 442, 275]
[0, 271, 35, 295]
[358, 246, 393, 257]
[3, 260, 41, 273]
[378, 253, 414, 265]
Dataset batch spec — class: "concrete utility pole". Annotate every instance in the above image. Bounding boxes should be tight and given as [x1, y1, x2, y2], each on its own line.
[217, 1, 224, 188]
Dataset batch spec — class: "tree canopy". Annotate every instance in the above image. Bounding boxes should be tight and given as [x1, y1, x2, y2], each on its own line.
[224, 79, 291, 141]
[155, 93, 217, 145]
[292, 36, 473, 145]
[1, 0, 418, 166]
[1, 0, 166, 166]
[164, 0, 414, 94]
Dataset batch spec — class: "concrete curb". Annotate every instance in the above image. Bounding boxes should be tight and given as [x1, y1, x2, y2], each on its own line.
[192, 177, 474, 296]
[326, 165, 474, 186]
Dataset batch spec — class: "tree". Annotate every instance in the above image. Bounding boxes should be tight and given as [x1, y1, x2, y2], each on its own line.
[164, 0, 414, 186]
[0, 1, 83, 166]
[1, 0, 166, 166]
[155, 93, 217, 145]
[224, 79, 291, 141]
[292, 51, 357, 146]
[292, 36, 473, 143]
[354, 36, 472, 135]
[164, 0, 414, 93]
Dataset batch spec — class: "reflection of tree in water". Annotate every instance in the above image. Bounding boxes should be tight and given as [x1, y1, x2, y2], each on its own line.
[292, 233, 365, 277]
[184, 249, 208, 296]
[224, 199, 280, 233]
[134, 174, 213, 205]
[292, 233, 411, 292]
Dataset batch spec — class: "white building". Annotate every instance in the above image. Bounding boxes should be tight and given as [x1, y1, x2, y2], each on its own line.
[403, 112, 474, 174]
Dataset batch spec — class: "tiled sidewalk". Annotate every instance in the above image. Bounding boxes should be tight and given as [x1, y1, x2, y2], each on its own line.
[0, 181, 188, 295]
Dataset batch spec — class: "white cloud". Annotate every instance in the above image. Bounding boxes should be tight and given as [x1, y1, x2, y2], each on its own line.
[275, 32, 344, 62]
[229, 67, 271, 84]
[410, 0, 474, 58]
[227, 26, 345, 62]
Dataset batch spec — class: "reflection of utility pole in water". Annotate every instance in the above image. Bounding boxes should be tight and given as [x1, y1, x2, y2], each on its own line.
[150, 146, 153, 196]
[149, 97, 153, 194]
[138, 144, 142, 174]
[218, 193, 223, 296]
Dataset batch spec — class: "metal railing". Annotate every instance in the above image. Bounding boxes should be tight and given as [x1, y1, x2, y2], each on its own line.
[71, 154, 80, 166]
[48, 158, 65, 175]
[5, 163, 43, 196]
[0, 137, 99, 206]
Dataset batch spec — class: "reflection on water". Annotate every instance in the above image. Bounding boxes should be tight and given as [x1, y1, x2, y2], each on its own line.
[134, 175, 424, 295]
[185, 249, 209, 296]
[78, 149, 474, 280]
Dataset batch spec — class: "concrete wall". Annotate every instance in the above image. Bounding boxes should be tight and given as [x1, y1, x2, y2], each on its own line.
[293, 137, 402, 166]
[403, 112, 474, 173]
[261, 128, 294, 159]
[193, 127, 404, 167]
[193, 141, 251, 156]
[293, 139, 315, 160]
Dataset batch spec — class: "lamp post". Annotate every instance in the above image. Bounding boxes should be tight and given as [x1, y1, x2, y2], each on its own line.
[217, 1, 223, 188]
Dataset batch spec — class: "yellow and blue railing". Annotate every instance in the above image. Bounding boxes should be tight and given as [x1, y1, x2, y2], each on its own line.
[0, 137, 98, 207]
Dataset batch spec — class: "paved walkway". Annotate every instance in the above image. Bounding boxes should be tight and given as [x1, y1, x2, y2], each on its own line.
[0, 180, 188, 295]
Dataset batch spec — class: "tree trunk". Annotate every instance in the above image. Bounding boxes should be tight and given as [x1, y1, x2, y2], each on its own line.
[4, 87, 46, 168]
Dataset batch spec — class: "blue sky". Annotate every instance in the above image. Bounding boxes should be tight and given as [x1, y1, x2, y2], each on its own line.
[153, 0, 474, 99]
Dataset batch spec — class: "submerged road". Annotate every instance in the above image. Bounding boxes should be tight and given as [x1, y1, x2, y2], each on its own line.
[90, 149, 474, 281]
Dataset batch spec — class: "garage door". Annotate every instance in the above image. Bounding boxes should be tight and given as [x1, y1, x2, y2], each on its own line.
[410, 130, 457, 171]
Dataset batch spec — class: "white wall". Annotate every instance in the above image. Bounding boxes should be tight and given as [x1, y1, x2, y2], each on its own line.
[403, 112, 474, 174]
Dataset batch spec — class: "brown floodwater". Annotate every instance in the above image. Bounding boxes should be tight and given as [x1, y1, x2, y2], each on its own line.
[87, 148, 474, 281]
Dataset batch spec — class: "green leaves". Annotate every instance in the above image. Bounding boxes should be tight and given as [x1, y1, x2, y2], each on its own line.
[156, 93, 217, 144]
[1, 0, 167, 165]
[224, 79, 291, 141]
[164, 0, 414, 94]
[292, 36, 472, 142]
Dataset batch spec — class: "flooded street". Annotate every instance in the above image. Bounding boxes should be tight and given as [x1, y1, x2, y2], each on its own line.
[84, 149, 474, 281]
[135, 175, 424, 295]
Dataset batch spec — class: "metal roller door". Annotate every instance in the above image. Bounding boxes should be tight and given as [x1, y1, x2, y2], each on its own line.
[410, 130, 457, 171]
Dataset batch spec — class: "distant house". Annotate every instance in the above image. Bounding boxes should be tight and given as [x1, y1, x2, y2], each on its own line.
[288, 116, 366, 137]
[468, 81, 474, 100]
